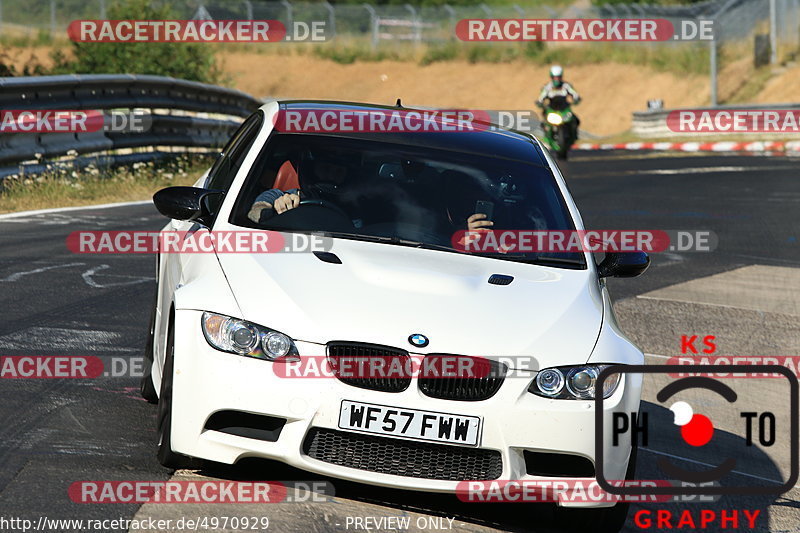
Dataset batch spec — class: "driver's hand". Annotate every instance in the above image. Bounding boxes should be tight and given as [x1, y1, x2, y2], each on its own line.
[467, 213, 494, 231]
[274, 192, 300, 214]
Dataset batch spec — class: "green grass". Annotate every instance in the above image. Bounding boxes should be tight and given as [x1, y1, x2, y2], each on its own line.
[0, 155, 213, 214]
[419, 41, 461, 65]
[537, 43, 710, 75]
[313, 43, 407, 64]
[0, 29, 55, 47]
[302, 38, 711, 75]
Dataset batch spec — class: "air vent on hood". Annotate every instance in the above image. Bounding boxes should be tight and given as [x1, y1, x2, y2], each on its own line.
[488, 274, 513, 286]
[313, 251, 342, 264]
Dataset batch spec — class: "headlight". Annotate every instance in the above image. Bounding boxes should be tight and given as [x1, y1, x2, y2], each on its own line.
[566, 366, 597, 399]
[201, 312, 298, 361]
[535, 368, 565, 397]
[529, 365, 622, 400]
[264, 331, 292, 358]
[546, 112, 563, 125]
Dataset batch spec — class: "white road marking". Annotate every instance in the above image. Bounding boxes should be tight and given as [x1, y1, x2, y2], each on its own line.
[81, 264, 153, 288]
[653, 252, 685, 267]
[638, 265, 800, 316]
[0, 214, 104, 226]
[0, 200, 150, 220]
[641, 166, 749, 175]
[638, 354, 800, 488]
[726, 253, 800, 266]
[619, 164, 792, 176]
[61, 407, 91, 435]
[0, 262, 85, 282]
[637, 295, 758, 311]
[0, 327, 135, 353]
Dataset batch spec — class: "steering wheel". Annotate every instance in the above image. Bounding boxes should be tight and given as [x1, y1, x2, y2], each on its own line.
[297, 198, 350, 220]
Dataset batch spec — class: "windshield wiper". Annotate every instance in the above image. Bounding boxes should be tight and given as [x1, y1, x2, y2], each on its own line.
[499, 255, 586, 268]
[323, 232, 456, 252]
[323, 232, 585, 268]
[322, 231, 394, 244]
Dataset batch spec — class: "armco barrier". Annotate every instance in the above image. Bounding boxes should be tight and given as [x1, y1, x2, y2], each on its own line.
[632, 103, 800, 137]
[0, 74, 263, 178]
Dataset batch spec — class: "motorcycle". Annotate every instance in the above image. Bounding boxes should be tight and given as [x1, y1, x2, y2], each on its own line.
[541, 95, 578, 160]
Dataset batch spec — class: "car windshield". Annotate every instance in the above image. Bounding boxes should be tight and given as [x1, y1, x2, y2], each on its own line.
[231, 132, 584, 267]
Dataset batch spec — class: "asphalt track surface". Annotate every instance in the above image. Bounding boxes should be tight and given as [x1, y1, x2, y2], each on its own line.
[0, 151, 798, 533]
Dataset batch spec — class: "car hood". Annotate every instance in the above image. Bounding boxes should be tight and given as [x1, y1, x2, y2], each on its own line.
[216, 237, 603, 369]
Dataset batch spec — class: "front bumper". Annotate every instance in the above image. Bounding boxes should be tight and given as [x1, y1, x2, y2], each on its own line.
[170, 310, 642, 508]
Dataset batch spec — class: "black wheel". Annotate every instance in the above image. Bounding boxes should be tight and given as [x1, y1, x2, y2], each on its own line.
[156, 317, 198, 470]
[554, 443, 637, 533]
[557, 127, 569, 160]
[139, 289, 159, 403]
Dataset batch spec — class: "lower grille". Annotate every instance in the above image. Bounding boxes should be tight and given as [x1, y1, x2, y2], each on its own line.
[204, 411, 285, 442]
[524, 450, 595, 477]
[419, 355, 506, 401]
[303, 428, 503, 481]
[327, 342, 410, 393]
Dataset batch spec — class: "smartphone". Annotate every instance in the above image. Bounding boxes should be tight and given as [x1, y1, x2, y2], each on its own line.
[475, 200, 494, 221]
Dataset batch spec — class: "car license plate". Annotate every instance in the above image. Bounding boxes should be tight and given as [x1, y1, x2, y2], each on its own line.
[338, 400, 481, 446]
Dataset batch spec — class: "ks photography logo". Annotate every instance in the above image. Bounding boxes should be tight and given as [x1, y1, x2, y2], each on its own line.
[595, 365, 798, 496]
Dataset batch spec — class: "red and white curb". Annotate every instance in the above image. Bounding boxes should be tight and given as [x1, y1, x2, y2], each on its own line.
[575, 140, 800, 153]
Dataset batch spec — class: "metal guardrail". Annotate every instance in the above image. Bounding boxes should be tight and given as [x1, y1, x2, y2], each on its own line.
[0, 74, 262, 178]
[0, 75, 599, 179]
[632, 103, 800, 137]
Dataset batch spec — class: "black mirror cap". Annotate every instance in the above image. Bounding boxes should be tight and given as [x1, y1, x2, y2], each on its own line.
[153, 186, 221, 223]
[597, 251, 650, 278]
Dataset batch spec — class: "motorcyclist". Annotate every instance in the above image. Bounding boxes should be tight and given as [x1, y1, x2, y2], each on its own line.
[536, 65, 581, 138]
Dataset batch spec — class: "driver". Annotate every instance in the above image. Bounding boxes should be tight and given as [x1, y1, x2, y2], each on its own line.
[247, 159, 347, 222]
[249, 157, 495, 232]
[248, 187, 300, 219]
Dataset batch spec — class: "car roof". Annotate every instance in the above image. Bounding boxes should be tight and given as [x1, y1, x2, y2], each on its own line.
[264, 100, 549, 167]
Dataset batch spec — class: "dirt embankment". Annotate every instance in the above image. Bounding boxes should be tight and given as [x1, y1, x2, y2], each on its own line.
[753, 64, 800, 103]
[6, 47, 777, 136]
[222, 53, 711, 136]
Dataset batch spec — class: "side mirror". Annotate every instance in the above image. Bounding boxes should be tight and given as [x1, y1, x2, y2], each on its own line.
[597, 251, 650, 278]
[153, 186, 222, 226]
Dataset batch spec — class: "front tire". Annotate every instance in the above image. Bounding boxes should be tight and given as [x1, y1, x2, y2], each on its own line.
[557, 127, 569, 160]
[156, 317, 197, 470]
[139, 290, 159, 403]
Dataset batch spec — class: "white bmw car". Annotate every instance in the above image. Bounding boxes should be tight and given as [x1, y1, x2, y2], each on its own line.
[142, 100, 649, 531]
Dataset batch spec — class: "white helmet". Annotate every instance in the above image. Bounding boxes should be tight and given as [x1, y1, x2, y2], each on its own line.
[549, 65, 564, 87]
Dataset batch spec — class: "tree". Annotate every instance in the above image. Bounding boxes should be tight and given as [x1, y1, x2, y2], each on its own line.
[52, 0, 222, 84]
